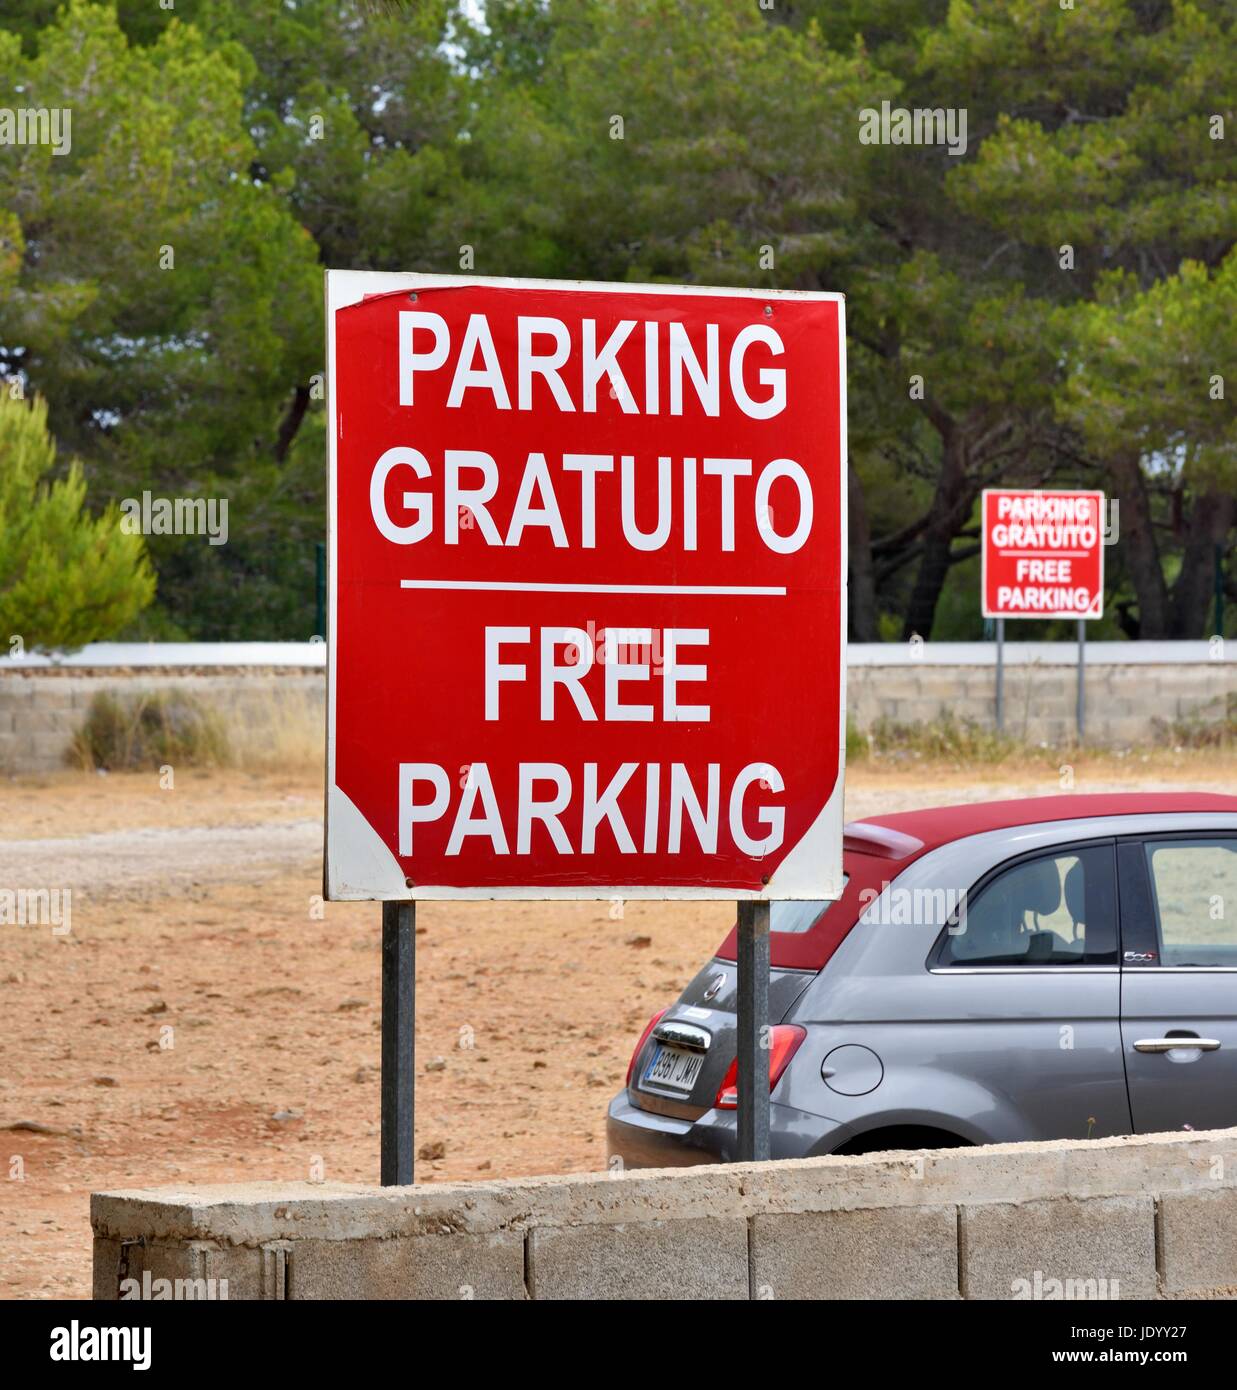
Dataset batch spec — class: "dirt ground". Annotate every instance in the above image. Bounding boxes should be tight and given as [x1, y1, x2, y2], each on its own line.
[2, 750, 1234, 1299]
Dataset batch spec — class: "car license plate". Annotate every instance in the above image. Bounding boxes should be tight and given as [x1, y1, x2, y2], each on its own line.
[642, 1043, 703, 1093]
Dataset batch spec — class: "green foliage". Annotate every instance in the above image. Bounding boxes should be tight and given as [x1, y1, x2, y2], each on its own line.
[0, 0, 1232, 641]
[0, 1, 322, 637]
[71, 688, 231, 770]
[195, 0, 461, 269]
[0, 393, 155, 650]
[944, 0, 1235, 257]
[478, 0, 880, 287]
[1058, 251, 1237, 486]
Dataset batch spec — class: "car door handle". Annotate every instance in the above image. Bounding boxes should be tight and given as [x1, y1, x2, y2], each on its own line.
[1133, 1038, 1222, 1053]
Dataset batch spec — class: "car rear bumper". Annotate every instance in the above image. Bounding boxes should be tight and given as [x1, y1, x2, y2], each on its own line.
[606, 1094, 718, 1168]
[607, 1090, 847, 1169]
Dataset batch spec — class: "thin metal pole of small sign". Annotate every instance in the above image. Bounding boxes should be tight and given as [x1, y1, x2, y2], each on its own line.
[995, 618, 1005, 732]
[736, 900, 771, 1163]
[380, 900, 415, 1186]
[1076, 618, 1086, 742]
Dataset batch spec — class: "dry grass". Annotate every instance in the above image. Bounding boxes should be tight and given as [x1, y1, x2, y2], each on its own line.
[1152, 692, 1237, 750]
[69, 684, 323, 774]
[70, 689, 230, 771]
[850, 712, 1022, 765]
[849, 710, 1237, 774]
[224, 683, 324, 773]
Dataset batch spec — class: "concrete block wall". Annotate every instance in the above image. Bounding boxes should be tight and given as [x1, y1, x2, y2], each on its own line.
[0, 669, 324, 774]
[1, 644, 1232, 773]
[847, 659, 1235, 748]
[92, 1128, 1237, 1300]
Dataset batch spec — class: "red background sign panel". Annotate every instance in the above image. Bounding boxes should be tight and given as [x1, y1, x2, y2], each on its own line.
[981, 489, 1105, 621]
[328, 277, 844, 898]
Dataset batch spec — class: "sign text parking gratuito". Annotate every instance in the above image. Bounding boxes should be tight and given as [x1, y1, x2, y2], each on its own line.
[326, 274, 846, 900]
[982, 488, 1105, 621]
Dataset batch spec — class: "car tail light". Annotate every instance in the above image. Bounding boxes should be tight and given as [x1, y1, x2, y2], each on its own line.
[626, 1008, 668, 1086]
[714, 1025, 806, 1109]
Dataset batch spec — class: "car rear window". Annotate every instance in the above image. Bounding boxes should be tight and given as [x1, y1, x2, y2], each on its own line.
[769, 883, 847, 935]
[716, 860, 895, 969]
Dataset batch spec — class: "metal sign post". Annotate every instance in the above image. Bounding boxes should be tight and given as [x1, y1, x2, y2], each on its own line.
[736, 900, 771, 1163]
[1076, 618, 1086, 742]
[995, 617, 1005, 732]
[380, 901, 415, 1185]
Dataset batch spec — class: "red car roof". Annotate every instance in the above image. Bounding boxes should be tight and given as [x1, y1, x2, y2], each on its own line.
[851, 792, 1237, 858]
[717, 792, 1237, 971]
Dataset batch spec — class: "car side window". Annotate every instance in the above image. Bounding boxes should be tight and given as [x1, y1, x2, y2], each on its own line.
[1143, 837, 1237, 967]
[936, 844, 1116, 967]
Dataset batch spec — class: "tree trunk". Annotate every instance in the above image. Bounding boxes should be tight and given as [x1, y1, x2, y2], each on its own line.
[1109, 451, 1170, 638]
[1169, 488, 1235, 638]
[274, 383, 311, 463]
[901, 431, 970, 641]
[847, 460, 879, 642]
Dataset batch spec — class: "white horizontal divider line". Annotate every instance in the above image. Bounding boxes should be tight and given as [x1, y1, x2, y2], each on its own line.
[399, 579, 787, 596]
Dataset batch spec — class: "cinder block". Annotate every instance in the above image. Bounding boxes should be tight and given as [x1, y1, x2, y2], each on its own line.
[1178, 688, 1228, 717]
[259, 1242, 292, 1299]
[751, 1204, 957, 1300]
[529, 1217, 748, 1300]
[29, 688, 75, 712]
[92, 1237, 125, 1299]
[126, 1240, 204, 1291]
[108, 1239, 253, 1301]
[1033, 719, 1073, 746]
[199, 1243, 269, 1300]
[902, 701, 938, 724]
[19, 708, 80, 735]
[12, 711, 53, 736]
[30, 730, 74, 764]
[1160, 1188, 1237, 1294]
[940, 697, 992, 723]
[865, 674, 914, 701]
[289, 1232, 526, 1300]
[1107, 719, 1149, 746]
[961, 1195, 1155, 1300]
[961, 674, 1000, 701]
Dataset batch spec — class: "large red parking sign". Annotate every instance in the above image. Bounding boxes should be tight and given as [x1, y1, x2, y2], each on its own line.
[325, 273, 846, 901]
[981, 489, 1105, 621]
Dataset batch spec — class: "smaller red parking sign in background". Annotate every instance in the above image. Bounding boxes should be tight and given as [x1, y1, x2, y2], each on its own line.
[981, 489, 1105, 622]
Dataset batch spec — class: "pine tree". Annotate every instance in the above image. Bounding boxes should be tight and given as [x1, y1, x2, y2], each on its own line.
[0, 392, 155, 652]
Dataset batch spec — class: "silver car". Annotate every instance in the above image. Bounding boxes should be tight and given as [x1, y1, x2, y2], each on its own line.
[608, 792, 1237, 1166]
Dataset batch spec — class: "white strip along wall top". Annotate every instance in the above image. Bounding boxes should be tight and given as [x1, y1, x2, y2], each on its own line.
[0, 640, 1229, 671]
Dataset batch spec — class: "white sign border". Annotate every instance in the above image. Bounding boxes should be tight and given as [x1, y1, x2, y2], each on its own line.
[324, 271, 847, 902]
[980, 487, 1106, 622]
